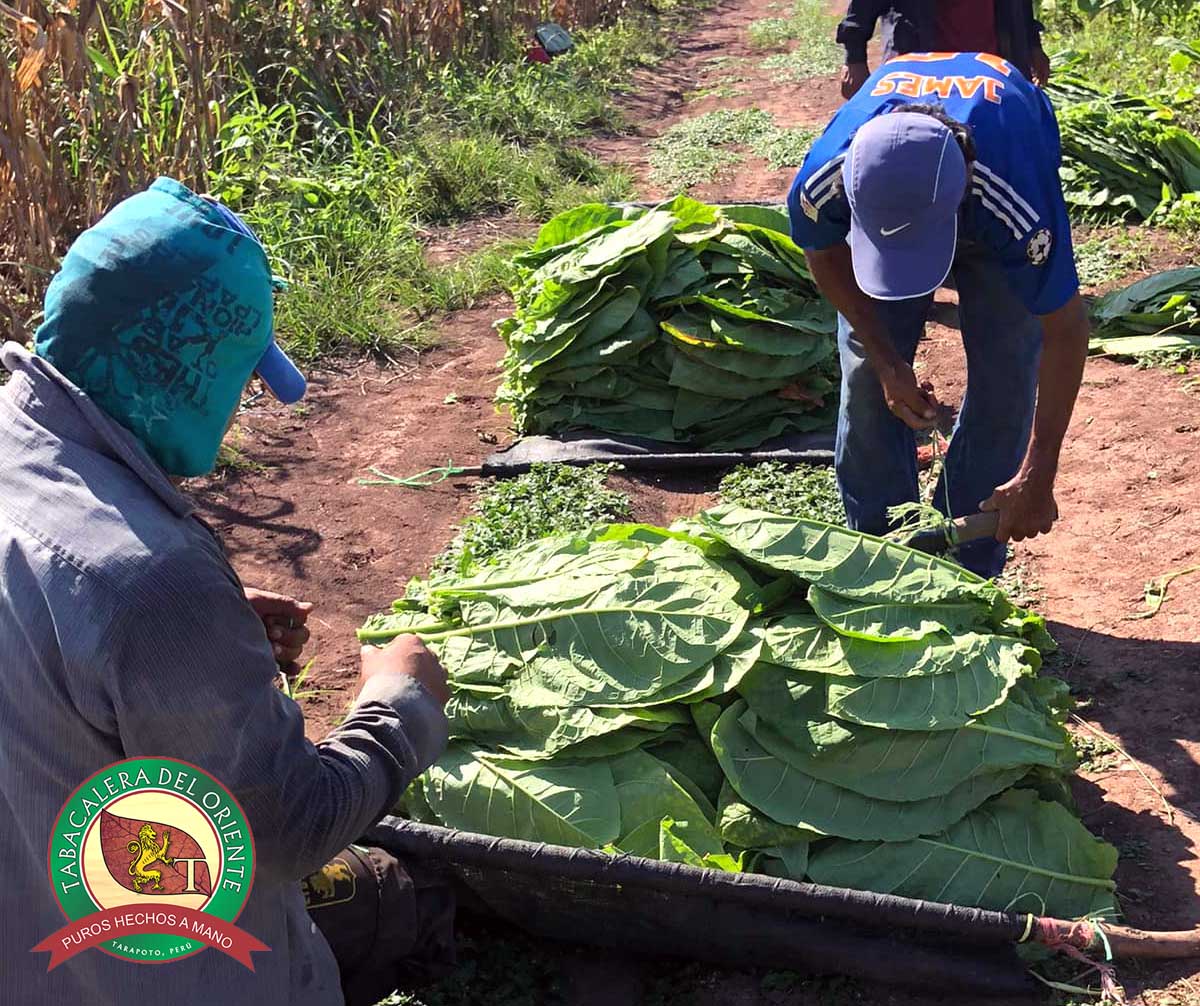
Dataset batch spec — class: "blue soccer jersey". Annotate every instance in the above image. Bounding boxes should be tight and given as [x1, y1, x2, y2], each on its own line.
[787, 52, 1078, 316]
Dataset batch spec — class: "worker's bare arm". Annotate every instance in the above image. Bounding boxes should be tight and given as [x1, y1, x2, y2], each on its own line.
[980, 293, 1089, 542]
[805, 244, 938, 429]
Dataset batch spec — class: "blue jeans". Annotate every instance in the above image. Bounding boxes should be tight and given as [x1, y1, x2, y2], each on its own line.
[835, 248, 1042, 578]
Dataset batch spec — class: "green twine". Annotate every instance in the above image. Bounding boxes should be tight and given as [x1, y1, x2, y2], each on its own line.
[358, 461, 470, 489]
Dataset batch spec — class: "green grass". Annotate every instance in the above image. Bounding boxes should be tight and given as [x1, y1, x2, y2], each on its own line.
[718, 461, 845, 524]
[1158, 193, 1200, 235]
[1042, 6, 1200, 123]
[648, 108, 775, 189]
[685, 80, 746, 101]
[1070, 731, 1121, 773]
[211, 430, 271, 478]
[649, 110, 815, 188]
[748, 0, 841, 72]
[750, 126, 817, 170]
[760, 47, 842, 83]
[754, 0, 842, 81]
[747, 17, 801, 49]
[205, 11, 694, 362]
[382, 926, 566, 1006]
[1072, 233, 1148, 287]
[434, 463, 632, 575]
[378, 937, 920, 1006]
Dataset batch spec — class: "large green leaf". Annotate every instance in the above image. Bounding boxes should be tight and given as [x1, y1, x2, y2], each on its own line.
[514, 629, 762, 711]
[443, 691, 679, 760]
[429, 531, 654, 597]
[1092, 267, 1200, 324]
[496, 193, 838, 450]
[427, 540, 748, 704]
[807, 789, 1118, 919]
[762, 611, 1015, 678]
[808, 585, 999, 643]
[540, 210, 677, 285]
[711, 702, 1023, 841]
[718, 204, 791, 232]
[699, 507, 1006, 613]
[736, 682, 1068, 801]
[526, 204, 629, 255]
[503, 628, 753, 710]
[648, 732, 727, 807]
[717, 783, 821, 849]
[760, 841, 809, 880]
[820, 650, 1032, 729]
[611, 750, 721, 857]
[424, 745, 621, 848]
[756, 613, 1038, 729]
[658, 819, 742, 871]
[510, 286, 644, 374]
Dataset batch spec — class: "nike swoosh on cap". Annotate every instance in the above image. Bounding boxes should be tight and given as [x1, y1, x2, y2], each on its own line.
[880, 223, 912, 237]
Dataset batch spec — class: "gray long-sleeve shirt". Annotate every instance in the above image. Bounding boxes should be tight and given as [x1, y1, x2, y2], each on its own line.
[0, 343, 448, 1005]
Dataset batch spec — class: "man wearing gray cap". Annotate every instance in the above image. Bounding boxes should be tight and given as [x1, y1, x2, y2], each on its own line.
[787, 52, 1090, 577]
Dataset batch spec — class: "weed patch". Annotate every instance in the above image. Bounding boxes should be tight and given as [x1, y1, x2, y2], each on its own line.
[685, 81, 746, 101]
[747, 17, 800, 49]
[749, 0, 842, 76]
[648, 108, 774, 189]
[1043, 7, 1200, 122]
[434, 463, 632, 574]
[211, 431, 270, 479]
[384, 924, 566, 1006]
[649, 109, 815, 187]
[1071, 731, 1121, 774]
[751, 125, 817, 170]
[718, 461, 845, 524]
[1073, 235, 1147, 287]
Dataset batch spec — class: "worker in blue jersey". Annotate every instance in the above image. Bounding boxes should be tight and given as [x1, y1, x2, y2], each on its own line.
[787, 52, 1089, 578]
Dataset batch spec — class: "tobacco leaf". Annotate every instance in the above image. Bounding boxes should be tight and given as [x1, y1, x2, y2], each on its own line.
[100, 809, 213, 897]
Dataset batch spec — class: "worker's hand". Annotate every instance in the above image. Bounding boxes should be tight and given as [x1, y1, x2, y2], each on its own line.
[1031, 47, 1051, 88]
[245, 588, 313, 670]
[979, 472, 1059, 543]
[360, 636, 451, 707]
[877, 362, 940, 430]
[841, 62, 871, 100]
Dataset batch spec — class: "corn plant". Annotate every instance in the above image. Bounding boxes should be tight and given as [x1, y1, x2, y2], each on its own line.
[0, 0, 645, 341]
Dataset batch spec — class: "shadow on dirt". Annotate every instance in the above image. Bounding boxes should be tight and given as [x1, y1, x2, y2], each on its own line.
[1049, 621, 1200, 932]
[190, 486, 324, 576]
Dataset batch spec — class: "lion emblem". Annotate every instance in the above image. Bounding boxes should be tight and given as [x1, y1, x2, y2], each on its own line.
[127, 823, 174, 893]
[302, 859, 355, 905]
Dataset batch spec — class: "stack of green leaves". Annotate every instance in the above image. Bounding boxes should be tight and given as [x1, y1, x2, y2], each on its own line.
[1089, 265, 1200, 359]
[360, 508, 1118, 920]
[495, 196, 838, 450]
[1048, 67, 1200, 220]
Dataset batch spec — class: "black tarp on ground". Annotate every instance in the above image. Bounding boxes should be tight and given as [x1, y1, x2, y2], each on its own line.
[480, 429, 835, 478]
[365, 817, 1038, 998]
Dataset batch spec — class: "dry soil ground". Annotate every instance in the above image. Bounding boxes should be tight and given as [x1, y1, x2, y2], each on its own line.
[189, 2, 1200, 1002]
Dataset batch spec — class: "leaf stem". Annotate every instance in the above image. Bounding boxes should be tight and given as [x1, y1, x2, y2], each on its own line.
[966, 721, 1064, 752]
[917, 837, 1117, 889]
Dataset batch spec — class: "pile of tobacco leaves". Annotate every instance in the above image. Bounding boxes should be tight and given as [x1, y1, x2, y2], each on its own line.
[361, 508, 1118, 921]
[496, 197, 838, 449]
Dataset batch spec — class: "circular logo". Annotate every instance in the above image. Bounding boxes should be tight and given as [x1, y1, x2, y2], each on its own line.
[1026, 228, 1053, 266]
[40, 758, 265, 968]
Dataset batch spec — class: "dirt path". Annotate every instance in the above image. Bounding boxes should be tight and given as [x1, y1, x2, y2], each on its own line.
[189, 2, 1200, 1001]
